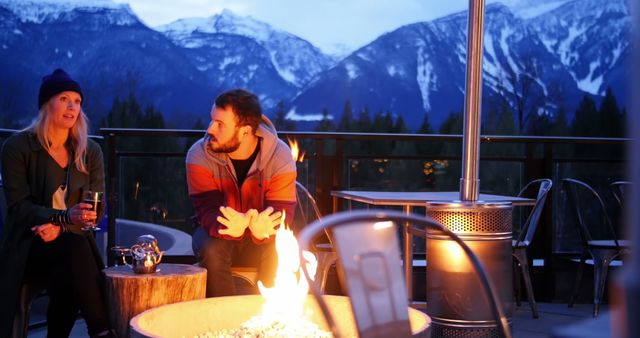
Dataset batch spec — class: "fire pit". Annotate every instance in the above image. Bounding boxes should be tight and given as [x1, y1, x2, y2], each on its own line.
[131, 213, 430, 337]
[130, 294, 430, 337]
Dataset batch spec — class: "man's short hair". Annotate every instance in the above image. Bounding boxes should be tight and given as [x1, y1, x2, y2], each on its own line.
[215, 89, 262, 133]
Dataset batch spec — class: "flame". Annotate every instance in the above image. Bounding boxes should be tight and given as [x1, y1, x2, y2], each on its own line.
[288, 138, 305, 162]
[255, 211, 318, 324]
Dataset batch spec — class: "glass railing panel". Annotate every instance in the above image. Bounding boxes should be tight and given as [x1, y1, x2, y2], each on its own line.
[113, 156, 193, 253]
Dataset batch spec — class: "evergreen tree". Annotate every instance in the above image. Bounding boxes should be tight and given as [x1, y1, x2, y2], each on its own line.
[185, 119, 208, 152]
[383, 112, 394, 133]
[272, 100, 296, 131]
[417, 113, 434, 135]
[571, 95, 599, 136]
[416, 113, 437, 157]
[551, 106, 570, 136]
[598, 87, 624, 137]
[495, 106, 517, 135]
[439, 113, 463, 135]
[434, 112, 463, 191]
[357, 107, 372, 132]
[315, 108, 334, 131]
[337, 100, 354, 132]
[548, 106, 572, 158]
[371, 110, 386, 132]
[191, 118, 207, 130]
[394, 115, 409, 133]
[620, 108, 628, 137]
[527, 113, 553, 136]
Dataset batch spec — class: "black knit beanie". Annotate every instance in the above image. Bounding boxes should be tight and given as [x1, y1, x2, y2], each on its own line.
[38, 68, 83, 108]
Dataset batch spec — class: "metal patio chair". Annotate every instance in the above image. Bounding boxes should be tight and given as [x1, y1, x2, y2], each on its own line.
[512, 178, 552, 319]
[563, 178, 631, 317]
[609, 181, 631, 208]
[1, 180, 48, 338]
[293, 181, 336, 292]
[297, 209, 511, 338]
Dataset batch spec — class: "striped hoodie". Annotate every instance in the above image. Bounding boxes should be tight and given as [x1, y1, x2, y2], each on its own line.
[185, 117, 297, 243]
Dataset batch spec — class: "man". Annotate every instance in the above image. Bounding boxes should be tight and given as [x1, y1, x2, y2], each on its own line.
[186, 89, 297, 297]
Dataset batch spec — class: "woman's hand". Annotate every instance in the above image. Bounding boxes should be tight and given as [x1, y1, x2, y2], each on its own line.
[31, 223, 61, 242]
[67, 202, 96, 226]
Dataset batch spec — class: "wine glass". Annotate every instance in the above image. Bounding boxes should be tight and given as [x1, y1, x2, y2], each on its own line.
[82, 191, 104, 231]
[111, 246, 131, 267]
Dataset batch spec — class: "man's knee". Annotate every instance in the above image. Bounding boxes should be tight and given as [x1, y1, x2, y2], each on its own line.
[198, 235, 234, 269]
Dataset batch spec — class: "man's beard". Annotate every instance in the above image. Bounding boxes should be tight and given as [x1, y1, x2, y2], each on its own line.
[207, 129, 241, 153]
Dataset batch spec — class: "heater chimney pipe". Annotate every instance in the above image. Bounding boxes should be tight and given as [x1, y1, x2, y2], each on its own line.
[460, 0, 486, 201]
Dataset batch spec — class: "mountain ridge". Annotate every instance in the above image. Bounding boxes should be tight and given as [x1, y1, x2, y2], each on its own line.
[0, 0, 631, 132]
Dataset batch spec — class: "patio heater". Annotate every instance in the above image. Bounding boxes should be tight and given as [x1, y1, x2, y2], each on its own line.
[425, 0, 513, 337]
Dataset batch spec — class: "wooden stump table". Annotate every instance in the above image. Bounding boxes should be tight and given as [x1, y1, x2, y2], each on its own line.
[104, 263, 206, 338]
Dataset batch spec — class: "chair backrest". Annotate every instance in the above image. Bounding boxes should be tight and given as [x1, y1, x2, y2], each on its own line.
[294, 181, 334, 248]
[0, 179, 6, 237]
[297, 210, 511, 338]
[514, 179, 552, 247]
[294, 181, 322, 228]
[610, 181, 631, 207]
[562, 179, 620, 247]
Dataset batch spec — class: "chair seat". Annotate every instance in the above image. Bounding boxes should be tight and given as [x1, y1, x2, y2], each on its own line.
[512, 240, 530, 248]
[314, 242, 334, 252]
[13, 280, 47, 338]
[588, 239, 632, 249]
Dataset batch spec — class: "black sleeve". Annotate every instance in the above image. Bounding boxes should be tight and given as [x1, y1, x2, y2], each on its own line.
[86, 139, 106, 217]
[86, 140, 105, 194]
[1, 134, 57, 229]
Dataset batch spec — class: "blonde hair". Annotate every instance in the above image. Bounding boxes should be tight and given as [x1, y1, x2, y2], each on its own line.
[26, 100, 90, 174]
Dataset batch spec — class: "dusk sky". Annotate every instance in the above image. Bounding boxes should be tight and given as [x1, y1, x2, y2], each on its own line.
[112, 0, 516, 54]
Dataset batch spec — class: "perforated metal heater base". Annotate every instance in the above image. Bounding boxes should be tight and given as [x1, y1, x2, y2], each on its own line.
[428, 319, 510, 338]
[426, 201, 514, 338]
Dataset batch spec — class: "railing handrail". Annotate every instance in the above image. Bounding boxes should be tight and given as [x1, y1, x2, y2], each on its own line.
[0, 128, 105, 141]
[97, 127, 630, 145]
[1, 127, 630, 147]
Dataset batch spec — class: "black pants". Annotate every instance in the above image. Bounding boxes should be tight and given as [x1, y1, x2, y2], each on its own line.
[193, 227, 277, 297]
[24, 232, 110, 338]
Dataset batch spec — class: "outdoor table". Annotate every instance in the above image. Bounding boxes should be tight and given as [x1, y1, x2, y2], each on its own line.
[331, 190, 536, 303]
[103, 263, 207, 337]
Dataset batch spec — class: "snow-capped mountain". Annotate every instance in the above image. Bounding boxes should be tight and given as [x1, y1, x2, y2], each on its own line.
[0, 0, 217, 127]
[508, 0, 571, 19]
[0, 0, 632, 132]
[529, 0, 631, 101]
[157, 9, 337, 89]
[0, 0, 338, 127]
[287, 0, 630, 130]
[0, 0, 136, 24]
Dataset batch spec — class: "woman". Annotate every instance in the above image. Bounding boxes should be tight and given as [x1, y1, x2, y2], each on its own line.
[0, 69, 114, 338]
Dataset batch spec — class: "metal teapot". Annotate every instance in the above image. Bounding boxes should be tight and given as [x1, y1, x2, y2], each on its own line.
[131, 234, 164, 274]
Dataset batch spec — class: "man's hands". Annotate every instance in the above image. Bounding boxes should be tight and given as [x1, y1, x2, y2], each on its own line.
[217, 206, 283, 240]
[217, 206, 253, 238]
[248, 207, 282, 240]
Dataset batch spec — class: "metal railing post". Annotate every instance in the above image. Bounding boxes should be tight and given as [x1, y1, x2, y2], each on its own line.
[105, 131, 118, 267]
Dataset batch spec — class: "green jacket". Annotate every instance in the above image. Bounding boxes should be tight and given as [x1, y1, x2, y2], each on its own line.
[0, 130, 105, 337]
